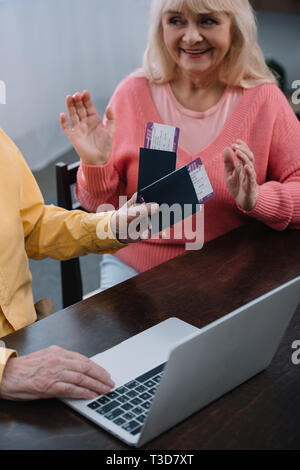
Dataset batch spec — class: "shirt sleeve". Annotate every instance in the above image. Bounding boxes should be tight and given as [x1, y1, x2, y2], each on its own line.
[0, 348, 17, 384]
[16, 146, 126, 260]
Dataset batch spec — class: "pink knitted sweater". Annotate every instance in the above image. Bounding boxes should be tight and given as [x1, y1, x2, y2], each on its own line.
[76, 76, 300, 273]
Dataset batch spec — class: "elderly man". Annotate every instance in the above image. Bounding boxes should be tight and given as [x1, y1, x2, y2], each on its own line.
[0, 129, 155, 401]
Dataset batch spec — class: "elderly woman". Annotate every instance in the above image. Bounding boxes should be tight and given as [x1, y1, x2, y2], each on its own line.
[60, 0, 300, 290]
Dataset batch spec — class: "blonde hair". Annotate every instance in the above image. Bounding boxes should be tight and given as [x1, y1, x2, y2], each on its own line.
[133, 0, 277, 88]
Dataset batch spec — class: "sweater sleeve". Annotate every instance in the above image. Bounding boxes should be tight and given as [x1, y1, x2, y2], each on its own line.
[75, 158, 121, 213]
[241, 89, 300, 230]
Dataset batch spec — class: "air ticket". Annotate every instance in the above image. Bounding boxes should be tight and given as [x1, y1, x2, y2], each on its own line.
[144, 122, 180, 152]
[187, 158, 214, 204]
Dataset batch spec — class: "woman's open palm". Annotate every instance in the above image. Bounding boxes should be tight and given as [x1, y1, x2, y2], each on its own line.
[223, 140, 259, 212]
[60, 91, 115, 165]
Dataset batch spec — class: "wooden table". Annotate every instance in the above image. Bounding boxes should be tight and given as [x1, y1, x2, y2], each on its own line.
[1, 221, 300, 450]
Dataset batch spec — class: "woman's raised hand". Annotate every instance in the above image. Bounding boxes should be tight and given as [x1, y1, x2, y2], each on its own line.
[223, 139, 259, 212]
[60, 91, 115, 165]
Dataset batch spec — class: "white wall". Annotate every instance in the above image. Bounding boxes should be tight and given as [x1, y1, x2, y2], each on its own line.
[0, 0, 150, 170]
[0, 2, 299, 170]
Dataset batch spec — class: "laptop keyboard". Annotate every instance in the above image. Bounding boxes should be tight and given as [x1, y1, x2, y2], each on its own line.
[86, 363, 166, 436]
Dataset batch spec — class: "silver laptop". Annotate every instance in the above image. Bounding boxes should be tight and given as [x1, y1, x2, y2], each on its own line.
[62, 276, 300, 447]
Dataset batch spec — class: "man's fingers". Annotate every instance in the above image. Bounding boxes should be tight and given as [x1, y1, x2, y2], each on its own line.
[127, 206, 148, 223]
[146, 202, 160, 216]
[53, 348, 114, 387]
[126, 192, 138, 208]
[114, 198, 160, 243]
[55, 370, 112, 396]
[61, 356, 114, 388]
[121, 194, 158, 214]
[127, 202, 159, 221]
[0, 346, 115, 401]
[50, 382, 98, 400]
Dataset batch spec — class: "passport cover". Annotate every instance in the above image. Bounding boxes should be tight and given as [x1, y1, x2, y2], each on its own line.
[138, 165, 201, 232]
[137, 147, 177, 193]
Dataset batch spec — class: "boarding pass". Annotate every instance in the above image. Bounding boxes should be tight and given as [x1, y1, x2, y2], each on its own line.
[144, 122, 180, 152]
[187, 158, 214, 204]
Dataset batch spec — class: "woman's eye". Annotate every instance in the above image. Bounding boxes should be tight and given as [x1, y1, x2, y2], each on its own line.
[201, 18, 218, 25]
[167, 15, 217, 26]
[169, 17, 184, 25]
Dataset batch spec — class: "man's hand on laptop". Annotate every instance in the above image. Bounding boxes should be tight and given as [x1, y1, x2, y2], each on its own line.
[0, 346, 114, 401]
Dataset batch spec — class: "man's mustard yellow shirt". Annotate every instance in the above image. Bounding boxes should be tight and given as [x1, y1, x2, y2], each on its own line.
[0, 129, 124, 381]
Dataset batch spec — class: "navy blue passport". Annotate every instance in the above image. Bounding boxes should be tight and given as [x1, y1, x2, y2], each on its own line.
[137, 148, 177, 193]
[138, 165, 201, 233]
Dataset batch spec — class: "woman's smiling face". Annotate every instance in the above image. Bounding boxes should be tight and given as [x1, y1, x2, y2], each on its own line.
[162, 8, 232, 80]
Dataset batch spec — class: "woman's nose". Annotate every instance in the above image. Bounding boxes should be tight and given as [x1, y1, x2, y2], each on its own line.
[183, 24, 204, 45]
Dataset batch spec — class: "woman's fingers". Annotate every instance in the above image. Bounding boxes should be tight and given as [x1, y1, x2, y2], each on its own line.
[223, 147, 236, 177]
[104, 107, 116, 134]
[233, 141, 255, 164]
[65, 92, 89, 127]
[223, 141, 258, 211]
[62, 91, 99, 139]
[235, 148, 254, 169]
[243, 164, 257, 189]
[236, 150, 257, 188]
[66, 94, 80, 127]
[59, 113, 71, 136]
[73, 92, 88, 121]
[105, 107, 114, 120]
[223, 147, 240, 191]
[82, 90, 99, 118]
